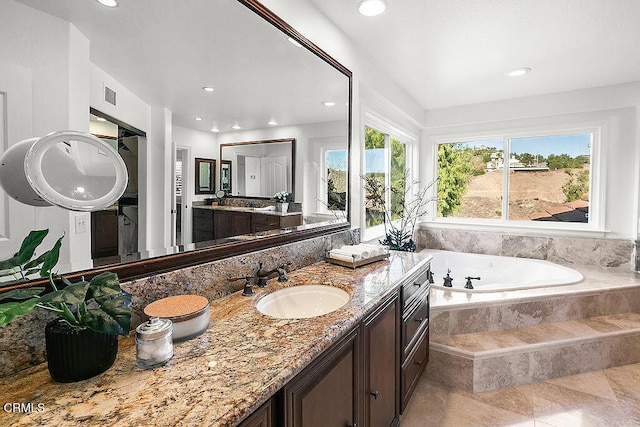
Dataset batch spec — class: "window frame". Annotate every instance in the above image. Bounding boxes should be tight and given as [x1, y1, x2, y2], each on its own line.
[431, 124, 604, 233]
[362, 114, 416, 242]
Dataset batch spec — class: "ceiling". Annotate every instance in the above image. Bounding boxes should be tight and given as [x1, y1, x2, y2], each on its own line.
[309, 0, 640, 110]
[14, 0, 349, 133]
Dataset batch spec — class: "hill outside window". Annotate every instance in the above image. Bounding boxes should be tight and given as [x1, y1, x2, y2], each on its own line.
[435, 130, 597, 227]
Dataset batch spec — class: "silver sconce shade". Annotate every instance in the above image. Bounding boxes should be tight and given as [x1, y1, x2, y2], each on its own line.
[0, 131, 128, 211]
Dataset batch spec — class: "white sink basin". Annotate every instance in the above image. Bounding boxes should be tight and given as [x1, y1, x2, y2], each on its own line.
[256, 285, 350, 319]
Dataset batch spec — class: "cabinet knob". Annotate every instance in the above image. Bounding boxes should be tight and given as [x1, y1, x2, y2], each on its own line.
[413, 282, 421, 287]
[370, 390, 379, 400]
[415, 360, 422, 366]
[415, 317, 424, 323]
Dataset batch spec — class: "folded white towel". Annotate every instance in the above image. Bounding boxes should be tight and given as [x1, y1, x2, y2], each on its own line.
[329, 249, 361, 262]
[358, 243, 387, 257]
[254, 206, 276, 211]
[339, 245, 371, 259]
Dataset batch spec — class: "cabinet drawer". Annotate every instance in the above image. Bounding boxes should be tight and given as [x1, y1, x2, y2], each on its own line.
[402, 294, 429, 355]
[401, 267, 430, 308]
[252, 214, 280, 232]
[401, 328, 428, 412]
[192, 208, 213, 219]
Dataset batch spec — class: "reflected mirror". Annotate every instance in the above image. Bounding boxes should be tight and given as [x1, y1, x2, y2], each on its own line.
[221, 139, 295, 199]
[1, 0, 350, 280]
[195, 158, 216, 195]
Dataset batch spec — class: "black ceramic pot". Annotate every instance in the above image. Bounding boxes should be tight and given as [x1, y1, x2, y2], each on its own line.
[44, 318, 118, 383]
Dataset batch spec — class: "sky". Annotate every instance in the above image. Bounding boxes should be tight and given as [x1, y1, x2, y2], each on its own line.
[326, 149, 348, 170]
[463, 133, 592, 158]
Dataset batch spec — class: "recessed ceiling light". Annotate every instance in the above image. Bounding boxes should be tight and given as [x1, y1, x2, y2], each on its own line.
[210, 127, 219, 133]
[322, 101, 336, 107]
[202, 86, 215, 92]
[232, 124, 242, 130]
[506, 67, 532, 77]
[97, 0, 118, 7]
[358, 0, 387, 17]
[288, 37, 302, 48]
[194, 117, 203, 121]
[268, 120, 278, 126]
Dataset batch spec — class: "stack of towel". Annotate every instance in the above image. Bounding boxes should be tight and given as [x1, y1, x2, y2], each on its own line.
[327, 243, 388, 263]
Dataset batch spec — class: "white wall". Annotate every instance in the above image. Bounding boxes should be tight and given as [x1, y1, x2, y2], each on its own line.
[421, 82, 640, 240]
[260, 0, 426, 230]
[216, 120, 347, 215]
[172, 125, 218, 203]
[0, 1, 93, 271]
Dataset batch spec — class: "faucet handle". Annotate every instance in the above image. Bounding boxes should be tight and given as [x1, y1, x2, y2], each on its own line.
[228, 276, 255, 296]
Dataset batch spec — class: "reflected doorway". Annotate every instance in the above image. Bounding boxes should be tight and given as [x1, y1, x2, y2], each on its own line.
[89, 109, 144, 266]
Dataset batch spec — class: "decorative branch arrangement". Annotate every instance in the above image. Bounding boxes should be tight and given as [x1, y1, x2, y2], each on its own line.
[362, 170, 436, 252]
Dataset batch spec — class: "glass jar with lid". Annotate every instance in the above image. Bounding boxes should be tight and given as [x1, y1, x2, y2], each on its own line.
[135, 317, 173, 369]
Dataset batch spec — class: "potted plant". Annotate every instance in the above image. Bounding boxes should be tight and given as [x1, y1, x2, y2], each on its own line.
[0, 229, 131, 382]
[362, 170, 436, 252]
[273, 191, 293, 213]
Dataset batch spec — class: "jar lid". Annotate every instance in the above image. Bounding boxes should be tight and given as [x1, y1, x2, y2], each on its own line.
[136, 317, 173, 340]
[144, 295, 209, 322]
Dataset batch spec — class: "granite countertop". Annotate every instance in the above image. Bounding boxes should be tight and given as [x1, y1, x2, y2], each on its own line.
[1, 252, 430, 427]
[193, 205, 302, 217]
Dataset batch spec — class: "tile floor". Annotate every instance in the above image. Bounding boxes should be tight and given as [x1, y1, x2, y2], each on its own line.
[401, 362, 640, 426]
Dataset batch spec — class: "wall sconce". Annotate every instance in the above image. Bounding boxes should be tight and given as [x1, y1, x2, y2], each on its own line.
[0, 130, 128, 211]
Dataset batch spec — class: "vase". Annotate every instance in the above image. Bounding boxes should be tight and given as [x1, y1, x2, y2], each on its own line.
[276, 202, 289, 213]
[45, 318, 118, 383]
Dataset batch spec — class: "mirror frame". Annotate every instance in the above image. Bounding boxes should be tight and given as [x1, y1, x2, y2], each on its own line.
[195, 158, 216, 195]
[220, 138, 296, 199]
[4, 0, 352, 290]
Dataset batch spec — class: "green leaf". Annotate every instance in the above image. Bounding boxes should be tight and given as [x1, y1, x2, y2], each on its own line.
[23, 251, 48, 270]
[39, 234, 64, 277]
[0, 287, 45, 302]
[38, 281, 89, 305]
[15, 229, 49, 265]
[0, 256, 20, 271]
[84, 291, 132, 336]
[86, 272, 122, 303]
[0, 298, 40, 327]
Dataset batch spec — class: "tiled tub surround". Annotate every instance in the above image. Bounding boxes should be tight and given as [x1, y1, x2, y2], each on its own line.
[427, 263, 640, 392]
[415, 227, 634, 270]
[0, 252, 430, 427]
[0, 229, 356, 377]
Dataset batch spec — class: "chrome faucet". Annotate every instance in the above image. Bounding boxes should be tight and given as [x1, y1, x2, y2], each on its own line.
[443, 269, 453, 287]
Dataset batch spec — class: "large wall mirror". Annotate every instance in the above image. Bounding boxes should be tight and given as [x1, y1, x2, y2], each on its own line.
[0, 0, 351, 284]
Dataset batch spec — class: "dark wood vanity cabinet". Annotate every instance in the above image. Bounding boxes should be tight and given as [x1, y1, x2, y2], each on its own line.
[400, 267, 430, 412]
[91, 210, 118, 259]
[252, 212, 302, 233]
[214, 210, 251, 239]
[193, 208, 303, 242]
[284, 328, 360, 427]
[364, 296, 400, 427]
[192, 208, 214, 242]
[246, 261, 430, 427]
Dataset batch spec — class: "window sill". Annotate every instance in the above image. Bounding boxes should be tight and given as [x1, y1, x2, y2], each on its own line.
[419, 219, 609, 238]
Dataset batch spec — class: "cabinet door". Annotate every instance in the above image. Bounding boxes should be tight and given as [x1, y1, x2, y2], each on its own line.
[91, 210, 119, 258]
[364, 296, 399, 427]
[284, 329, 359, 427]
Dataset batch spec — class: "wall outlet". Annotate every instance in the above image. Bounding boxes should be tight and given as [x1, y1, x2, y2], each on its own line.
[75, 215, 87, 234]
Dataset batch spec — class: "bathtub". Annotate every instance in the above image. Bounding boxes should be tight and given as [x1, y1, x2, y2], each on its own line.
[424, 250, 584, 292]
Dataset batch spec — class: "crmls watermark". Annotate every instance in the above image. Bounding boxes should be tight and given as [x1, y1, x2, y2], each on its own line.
[3, 402, 45, 413]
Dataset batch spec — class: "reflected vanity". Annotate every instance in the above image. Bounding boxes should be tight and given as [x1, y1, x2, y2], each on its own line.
[2, 0, 351, 286]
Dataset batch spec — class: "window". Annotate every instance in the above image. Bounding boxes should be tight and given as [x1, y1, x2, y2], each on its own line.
[364, 125, 408, 231]
[325, 149, 347, 211]
[436, 131, 594, 225]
